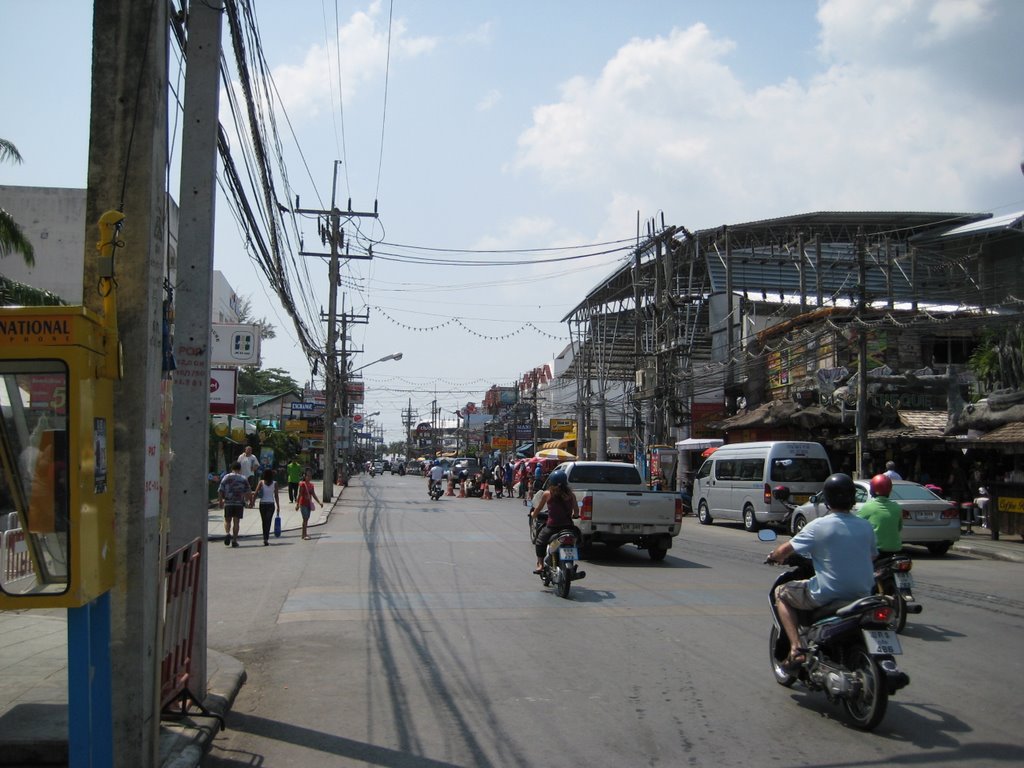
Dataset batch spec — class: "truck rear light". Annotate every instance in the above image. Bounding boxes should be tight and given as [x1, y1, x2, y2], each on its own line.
[763, 483, 772, 505]
[941, 505, 959, 519]
[580, 497, 592, 521]
[902, 509, 912, 520]
[674, 498, 683, 523]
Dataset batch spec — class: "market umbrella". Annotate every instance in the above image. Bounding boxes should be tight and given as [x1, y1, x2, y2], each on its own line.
[701, 445, 719, 458]
[535, 448, 576, 460]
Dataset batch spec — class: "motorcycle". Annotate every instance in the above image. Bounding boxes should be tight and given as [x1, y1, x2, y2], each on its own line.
[428, 480, 444, 501]
[531, 515, 586, 599]
[874, 552, 922, 633]
[760, 529, 910, 731]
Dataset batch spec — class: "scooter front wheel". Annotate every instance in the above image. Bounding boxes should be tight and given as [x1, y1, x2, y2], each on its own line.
[768, 624, 796, 687]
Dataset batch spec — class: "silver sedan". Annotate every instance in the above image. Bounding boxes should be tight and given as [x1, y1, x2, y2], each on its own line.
[789, 479, 962, 555]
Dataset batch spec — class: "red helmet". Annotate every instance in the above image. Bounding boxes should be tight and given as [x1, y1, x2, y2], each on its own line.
[870, 474, 893, 497]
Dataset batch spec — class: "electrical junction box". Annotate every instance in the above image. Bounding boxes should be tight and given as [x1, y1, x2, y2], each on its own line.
[0, 306, 117, 608]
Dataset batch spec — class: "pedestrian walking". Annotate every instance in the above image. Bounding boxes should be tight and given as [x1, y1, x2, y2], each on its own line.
[254, 468, 281, 546]
[493, 465, 504, 498]
[237, 445, 260, 503]
[286, 457, 303, 502]
[503, 462, 514, 500]
[295, 467, 321, 540]
[218, 461, 251, 547]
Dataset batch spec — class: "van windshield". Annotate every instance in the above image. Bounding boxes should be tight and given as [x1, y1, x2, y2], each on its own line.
[769, 458, 831, 483]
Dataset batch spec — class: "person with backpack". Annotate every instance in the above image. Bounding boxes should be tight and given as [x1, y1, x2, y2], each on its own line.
[295, 467, 321, 540]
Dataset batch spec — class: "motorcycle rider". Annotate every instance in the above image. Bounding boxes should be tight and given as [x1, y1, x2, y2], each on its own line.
[766, 473, 877, 670]
[529, 469, 580, 574]
[427, 460, 444, 495]
[858, 474, 903, 556]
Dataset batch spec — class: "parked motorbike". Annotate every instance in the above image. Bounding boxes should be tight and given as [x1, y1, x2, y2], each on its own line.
[874, 552, 922, 633]
[428, 480, 444, 501]
[531, 515, 586, 599]
[760, 529, 910, 731]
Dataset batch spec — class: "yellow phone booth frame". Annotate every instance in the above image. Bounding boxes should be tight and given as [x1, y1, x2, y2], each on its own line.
[0, 305, 117, 608]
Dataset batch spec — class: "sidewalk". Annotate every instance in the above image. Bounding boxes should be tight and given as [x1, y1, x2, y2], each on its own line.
[0, 484, 342, 767]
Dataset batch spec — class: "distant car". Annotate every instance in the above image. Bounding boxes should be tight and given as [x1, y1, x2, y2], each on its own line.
[391, 462, 404, 475]
[789, 479, 961, 555]
[372, 461, 384, 475]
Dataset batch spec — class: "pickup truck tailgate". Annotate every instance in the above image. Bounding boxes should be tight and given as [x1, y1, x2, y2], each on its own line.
[588, 491, 676, 525]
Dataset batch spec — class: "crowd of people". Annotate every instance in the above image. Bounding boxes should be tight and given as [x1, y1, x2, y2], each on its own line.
[421, 457, 557, 500]
[215, 447, 323, 547]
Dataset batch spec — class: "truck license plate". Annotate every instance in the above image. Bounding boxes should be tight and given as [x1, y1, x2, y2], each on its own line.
[863, 629, 902, 655]
[559, 547, 578, 561]
[621, 523, 641, 533]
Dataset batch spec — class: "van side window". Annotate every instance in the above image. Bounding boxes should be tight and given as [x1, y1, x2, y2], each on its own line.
[716, 460, 735, 481]
[770, 458, 831, 483]
[695, 461, 711, 480]
[738, 459, 764, 480]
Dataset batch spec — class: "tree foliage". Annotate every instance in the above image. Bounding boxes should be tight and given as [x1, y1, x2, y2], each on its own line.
[1, 138, 36, 266]
[237, 366, 299, 395]
[235, 293, 276, 340]
[968, 324, 1024, 393]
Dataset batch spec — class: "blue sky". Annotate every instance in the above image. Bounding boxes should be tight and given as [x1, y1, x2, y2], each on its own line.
[3, 0, 1023, 442]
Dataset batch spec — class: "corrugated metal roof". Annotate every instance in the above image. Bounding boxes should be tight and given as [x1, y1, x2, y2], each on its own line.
[899, 410, 948, 432]
[930, 210, 1024, 240]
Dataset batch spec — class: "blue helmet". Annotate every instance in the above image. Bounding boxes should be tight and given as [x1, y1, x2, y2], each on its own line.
[548, 469, 569, 489]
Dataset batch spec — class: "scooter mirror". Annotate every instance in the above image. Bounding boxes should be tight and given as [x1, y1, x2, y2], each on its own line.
[757, 529, 778, 542]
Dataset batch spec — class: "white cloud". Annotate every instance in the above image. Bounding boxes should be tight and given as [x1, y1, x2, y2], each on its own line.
[476, 88, 502, 112]
[269, 2, 437, 117]
[511, 3, 1024, 233]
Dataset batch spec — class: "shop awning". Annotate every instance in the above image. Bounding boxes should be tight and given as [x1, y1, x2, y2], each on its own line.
[542, 437, 576, 450]
[674, 438, 724, 451]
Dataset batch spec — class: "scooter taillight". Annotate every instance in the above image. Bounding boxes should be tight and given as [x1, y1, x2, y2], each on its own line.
[894, 559, 913, 572]
[870, 606, 894, 624]
[557, 533, 577, 546]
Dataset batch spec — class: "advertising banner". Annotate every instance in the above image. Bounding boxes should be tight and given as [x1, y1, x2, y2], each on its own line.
[209, 368, 237, 414]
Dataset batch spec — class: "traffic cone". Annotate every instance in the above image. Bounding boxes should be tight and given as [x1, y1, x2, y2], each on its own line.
[483, 483, 492, 500]
[446, 481, 455, 496]
[458, 483, 465, 498]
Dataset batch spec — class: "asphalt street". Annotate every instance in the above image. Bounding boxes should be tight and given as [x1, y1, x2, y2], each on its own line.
[203, 473, 1024, 767]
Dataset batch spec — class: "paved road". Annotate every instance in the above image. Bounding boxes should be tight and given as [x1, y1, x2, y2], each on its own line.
[203, 474, 1024, 767]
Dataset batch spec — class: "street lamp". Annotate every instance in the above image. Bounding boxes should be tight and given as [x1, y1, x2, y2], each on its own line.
[350, 352, 403, 375]
[326, 354, 402, 500]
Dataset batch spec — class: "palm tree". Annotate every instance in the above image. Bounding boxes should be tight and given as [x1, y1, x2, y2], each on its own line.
[1, 138, 35, 266]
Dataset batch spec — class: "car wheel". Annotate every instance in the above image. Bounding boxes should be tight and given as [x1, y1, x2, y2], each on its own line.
[792, 514, 807, 535]
[648, 546, 668, 562]
[697, 501, 713, 525]
[926, 541, 952, 556]
[743, 505, 760, 532]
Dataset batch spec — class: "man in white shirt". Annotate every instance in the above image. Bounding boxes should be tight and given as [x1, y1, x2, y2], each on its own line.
[237, 445, 261, 504]
[428, 461, 445, 495]
[884, 461, 902, 481]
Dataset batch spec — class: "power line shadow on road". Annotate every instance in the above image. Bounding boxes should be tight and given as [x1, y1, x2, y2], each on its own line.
[206, 710, 465, 767]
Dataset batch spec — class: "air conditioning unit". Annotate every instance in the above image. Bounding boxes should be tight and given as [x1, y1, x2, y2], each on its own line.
[635, 369, 647, 390]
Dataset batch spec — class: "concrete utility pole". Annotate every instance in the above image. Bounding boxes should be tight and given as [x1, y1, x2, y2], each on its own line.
[83, 1, 169, 764]
[169, 0, 223, 698]
[296, 170, 376, 502]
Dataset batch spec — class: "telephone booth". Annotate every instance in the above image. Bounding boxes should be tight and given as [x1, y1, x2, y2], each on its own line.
[0, 306, 117, 608]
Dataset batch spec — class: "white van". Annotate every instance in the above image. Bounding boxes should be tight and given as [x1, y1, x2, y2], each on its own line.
[692, 441, 832, 531]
